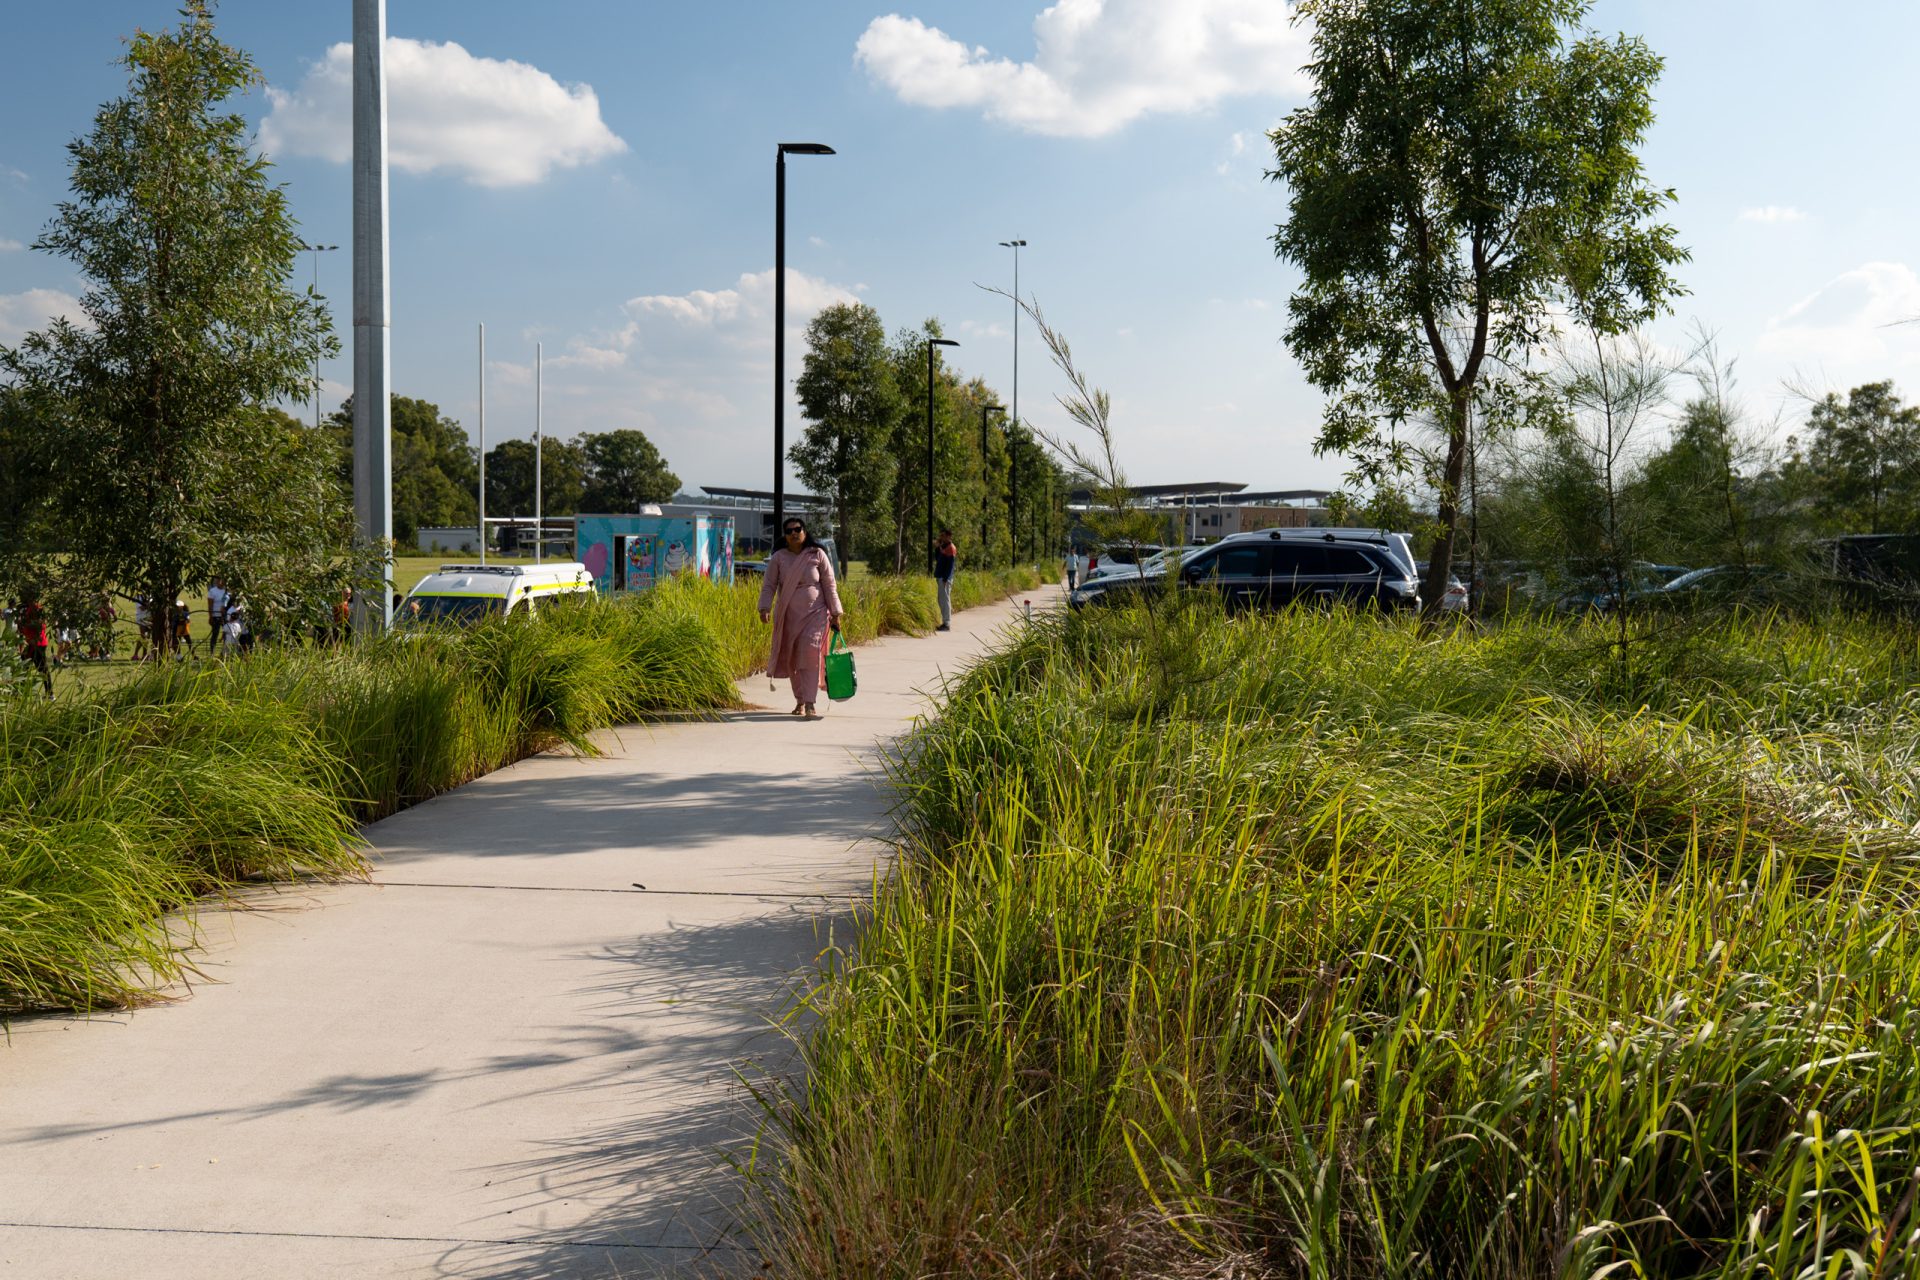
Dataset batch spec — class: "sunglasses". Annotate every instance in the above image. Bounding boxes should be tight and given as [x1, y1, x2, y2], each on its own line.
[783, 526, 805, 535]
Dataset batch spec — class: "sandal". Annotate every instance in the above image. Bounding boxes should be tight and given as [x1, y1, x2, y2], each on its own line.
[791, 702, 805, 715]
[803, 703, 819, 719]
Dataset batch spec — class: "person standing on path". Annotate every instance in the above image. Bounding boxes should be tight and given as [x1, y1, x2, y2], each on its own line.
[1064, 547, 1082, 590]
[758, 517, 844, 719]
[934, 529, 958, 632]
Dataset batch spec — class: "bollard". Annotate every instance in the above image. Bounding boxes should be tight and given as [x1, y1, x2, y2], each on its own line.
[1023, 598, 1032, 622]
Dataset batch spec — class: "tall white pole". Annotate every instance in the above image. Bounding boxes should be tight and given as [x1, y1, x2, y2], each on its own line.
[534, 342, 543, 565]
[477, 322, 486, 565]
[352, 0, 393, 631]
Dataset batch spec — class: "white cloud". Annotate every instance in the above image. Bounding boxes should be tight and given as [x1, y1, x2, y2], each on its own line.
[1739, 205, 1809, 225]
[260, 38, 627, 187]
[2, 168, 26, 185]
[0, 287, 85, 346]
[959, 318, 1010, 340]
[628, 268, 859, 336]
[0, 238, 22, 252]
[854, 0, 1310, 138]
[1757, 261, 1920, 369]
[545, 343, 629, 372]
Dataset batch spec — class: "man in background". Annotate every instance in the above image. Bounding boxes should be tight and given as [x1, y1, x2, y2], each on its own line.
[934, 530, 958, 632]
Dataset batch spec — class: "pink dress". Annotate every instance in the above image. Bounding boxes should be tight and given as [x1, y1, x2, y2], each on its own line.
[759, 546, 844, 703]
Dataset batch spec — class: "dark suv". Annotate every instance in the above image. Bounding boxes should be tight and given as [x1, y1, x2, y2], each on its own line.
[1069, 533, 1417, 611]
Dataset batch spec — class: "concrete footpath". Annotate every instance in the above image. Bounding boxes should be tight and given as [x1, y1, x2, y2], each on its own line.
[0, 586, 1057, 1280]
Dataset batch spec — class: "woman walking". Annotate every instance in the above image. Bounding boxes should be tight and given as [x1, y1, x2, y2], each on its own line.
[758, 516, 844, 719]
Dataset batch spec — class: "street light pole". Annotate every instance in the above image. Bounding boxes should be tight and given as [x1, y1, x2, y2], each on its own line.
[297, 242, 337, 430]
[351, 0, 392, 633]
[534, 341, 543, 564]
[980, 402, 1003, 562]
[477, 322, 486, 565]
[926, 338, 959, 575]
[1008, 426, 1021, 566]
[998, 239, 1026, 434]
[775, 142, 835, 552]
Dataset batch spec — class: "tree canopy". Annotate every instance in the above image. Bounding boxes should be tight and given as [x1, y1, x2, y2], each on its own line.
[1792, 381, 1920, 535]
[0, 1, 345, 642]
[1270, 0, 1687, 614]
[793, 302, 901, 564]
[579, 429, 681, 512]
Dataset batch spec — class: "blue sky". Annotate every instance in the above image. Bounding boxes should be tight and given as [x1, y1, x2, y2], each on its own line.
[3, 1, 1916, 495]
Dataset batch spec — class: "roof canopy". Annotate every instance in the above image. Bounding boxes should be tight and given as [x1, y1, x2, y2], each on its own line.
[698, 486, 830, 506]
[1066, 481, 1245, 504]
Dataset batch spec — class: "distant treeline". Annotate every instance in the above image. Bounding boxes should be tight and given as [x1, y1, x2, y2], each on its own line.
[321, 396, 681, 544]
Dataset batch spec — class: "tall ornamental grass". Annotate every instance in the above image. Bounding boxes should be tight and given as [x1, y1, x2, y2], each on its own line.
[0, 569, 1044, 1013]
[0, 592, 739, 1011]
[749, 602, 1920, 1279]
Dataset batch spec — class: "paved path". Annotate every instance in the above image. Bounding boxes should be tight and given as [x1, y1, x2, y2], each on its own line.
[0, 587, 1056, 1280]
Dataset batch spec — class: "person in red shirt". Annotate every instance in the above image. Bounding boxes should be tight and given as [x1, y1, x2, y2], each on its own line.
[15, 591, 53, 698]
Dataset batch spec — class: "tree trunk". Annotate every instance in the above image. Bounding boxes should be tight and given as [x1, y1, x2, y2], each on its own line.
[1421, 390, 1470, 621]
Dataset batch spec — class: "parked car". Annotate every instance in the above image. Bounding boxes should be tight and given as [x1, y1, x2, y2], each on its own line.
[1414, 561, 1469, 613]
[1083, 545, 1205, 584]
[1811, 535, 1920, 611]
[1551, 562, 1692, 613]
[1631, 564, 1789, 610]
[1070, 529, 1417, 612]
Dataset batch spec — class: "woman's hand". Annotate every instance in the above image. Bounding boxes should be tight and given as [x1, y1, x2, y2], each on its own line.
[759, 609, 771, 624]
[831, 614, 843, 633]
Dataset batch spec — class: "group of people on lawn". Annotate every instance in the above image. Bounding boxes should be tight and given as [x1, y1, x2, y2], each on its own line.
[6, 577, 255, 698]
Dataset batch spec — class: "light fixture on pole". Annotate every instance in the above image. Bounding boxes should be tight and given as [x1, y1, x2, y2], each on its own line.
[297, 242, 337, 430]
[775, 142, 835, 553]
[998, 239, 1026, 435]
[979, 403, 1004, 561]
[926, 338, 959, 575]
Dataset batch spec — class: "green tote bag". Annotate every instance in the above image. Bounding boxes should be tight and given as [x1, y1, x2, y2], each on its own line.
[824, 630, 857, 701]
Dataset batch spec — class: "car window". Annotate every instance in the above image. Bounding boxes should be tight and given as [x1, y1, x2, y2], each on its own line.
[1269, 545, 1310, 576]
[1215, 546, 1268, 577]
[1280, 544, 1361, 575]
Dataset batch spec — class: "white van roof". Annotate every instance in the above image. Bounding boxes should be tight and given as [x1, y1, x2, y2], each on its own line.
[410, 562, 592, 598]
[432, 561, 590, 580]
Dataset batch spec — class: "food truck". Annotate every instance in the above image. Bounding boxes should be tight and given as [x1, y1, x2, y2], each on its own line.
[573, 512, 736, 594]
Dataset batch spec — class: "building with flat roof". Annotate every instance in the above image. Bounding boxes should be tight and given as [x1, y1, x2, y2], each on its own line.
[1064, 482, 1333, 543]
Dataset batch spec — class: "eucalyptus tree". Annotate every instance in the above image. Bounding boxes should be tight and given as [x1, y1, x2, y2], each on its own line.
[792, 302, 901, 564]
[1269, 0, 1687, 616]
[0, 3, 339, 649]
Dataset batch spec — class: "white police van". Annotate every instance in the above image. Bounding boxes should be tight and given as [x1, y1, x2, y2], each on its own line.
[402, 563, 594, 624]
